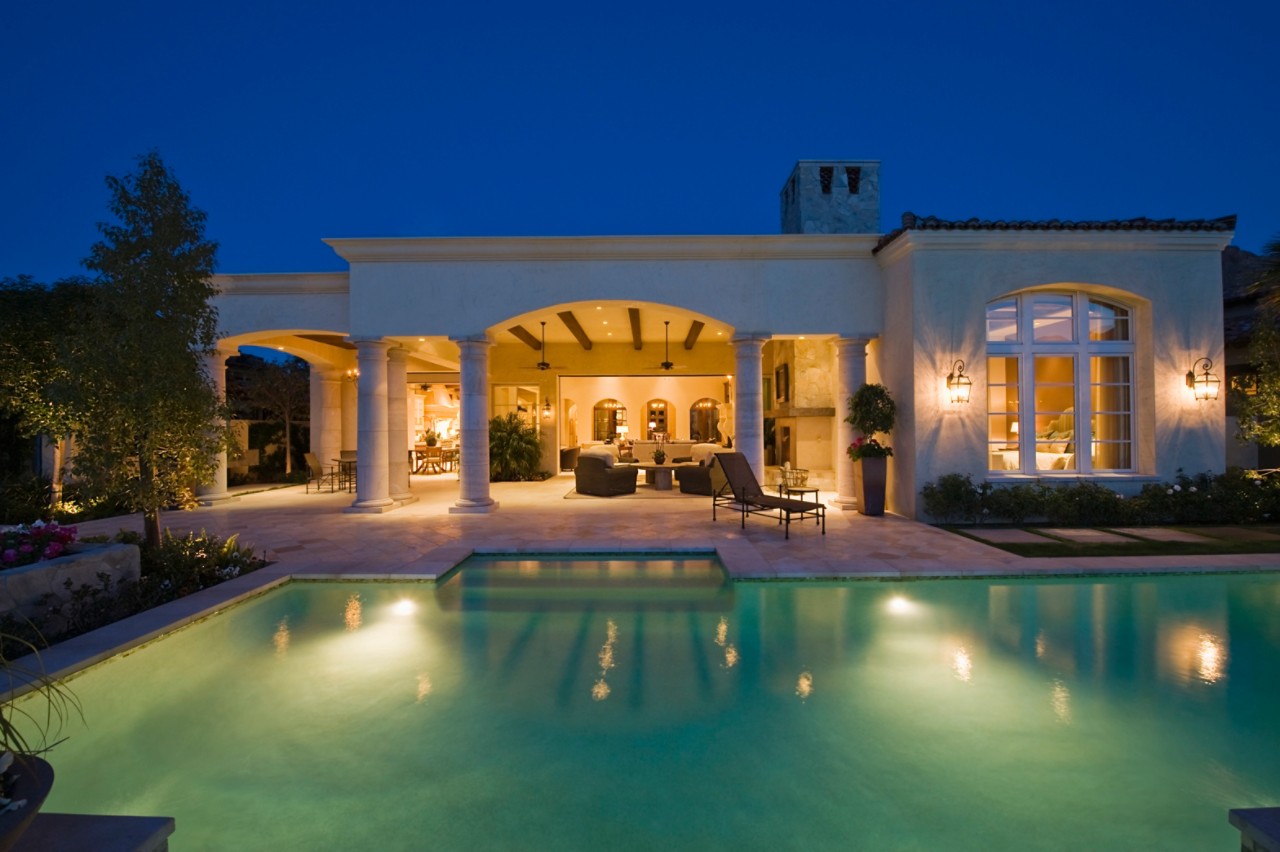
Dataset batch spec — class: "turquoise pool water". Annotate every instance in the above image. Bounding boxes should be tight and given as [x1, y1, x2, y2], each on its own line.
[24, 556, 1280, 850]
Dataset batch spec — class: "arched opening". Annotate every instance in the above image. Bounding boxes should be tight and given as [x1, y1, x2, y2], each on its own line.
[986, 290, 1138, 475]
[593, 398, 627, 441]
[689, 398, 719, 443]
[645, 399, 670, 439]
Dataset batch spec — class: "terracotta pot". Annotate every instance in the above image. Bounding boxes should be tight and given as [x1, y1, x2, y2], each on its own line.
[0, 755, 54, 852]
[854, 456, 887, 516]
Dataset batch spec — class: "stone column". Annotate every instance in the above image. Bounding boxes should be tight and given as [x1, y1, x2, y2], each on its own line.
[733, 335, 768, 481]
[348, 339, 395, 512]
[340, 371, 358, 452]
[310, 368, 343, 473]
[386, 346, 414, 503]
[451, 338, 498, 513]
[198, 347, 237, 505]
[833, 337, 870, 510]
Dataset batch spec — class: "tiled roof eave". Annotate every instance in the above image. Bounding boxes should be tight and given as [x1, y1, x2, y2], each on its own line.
[873, 213, 1237, 254]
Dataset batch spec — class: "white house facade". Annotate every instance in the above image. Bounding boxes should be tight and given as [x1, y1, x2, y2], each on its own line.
[202, 161, 1235, 519]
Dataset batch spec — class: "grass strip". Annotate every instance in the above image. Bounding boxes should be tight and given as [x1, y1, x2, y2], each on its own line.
[946, 526, 1280, 558]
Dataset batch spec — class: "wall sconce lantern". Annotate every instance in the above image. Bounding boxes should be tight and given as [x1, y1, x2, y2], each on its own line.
[946, 360, 972, 404]
[343, 367, 360, 382]
[1186, 357, 1220, 401]
[542, 399, 553, 420]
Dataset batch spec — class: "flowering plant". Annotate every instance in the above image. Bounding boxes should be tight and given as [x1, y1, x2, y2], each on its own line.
[1, 520, 78, 570]
[848, 436, 893, 461]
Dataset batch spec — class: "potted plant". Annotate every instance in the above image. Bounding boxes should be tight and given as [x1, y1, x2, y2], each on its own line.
[846, 383, 896, 516]
[652, 436, 667, 465]
[424, 430, 438, 447]
[0, 635, 78, 851]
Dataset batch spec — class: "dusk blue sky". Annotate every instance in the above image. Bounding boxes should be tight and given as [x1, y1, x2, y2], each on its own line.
[3, 0, 1277, 284]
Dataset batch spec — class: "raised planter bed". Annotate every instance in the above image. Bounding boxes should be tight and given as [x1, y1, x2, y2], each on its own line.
[0, 543, 140, 618]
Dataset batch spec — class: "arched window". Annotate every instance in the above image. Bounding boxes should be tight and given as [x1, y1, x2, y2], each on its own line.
[987, 293, 1134, 474]
[689, 398, 719, 443]
[645, 399, 669, 439]
[593, 399, 627, 442]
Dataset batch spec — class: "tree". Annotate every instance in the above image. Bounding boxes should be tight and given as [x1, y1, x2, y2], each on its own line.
[231, 354, 310, 476]
[0, 275, 95, 501]
[1235, 236, 1280, 449]
[68, 152, 229, 547]
[1247, 234, 1280, 312]
[1233, 305, 1280, 448]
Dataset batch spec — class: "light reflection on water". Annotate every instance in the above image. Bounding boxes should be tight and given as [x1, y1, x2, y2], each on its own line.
[28, 560, 1280, 850]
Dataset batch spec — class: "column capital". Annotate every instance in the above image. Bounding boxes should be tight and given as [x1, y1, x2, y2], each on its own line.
[836, 335, 875, 348]
[730, 333, 772, 345]
[351, 337, 392, 353]
[386, 345, 410, 363]
[452, 336, 495, 351]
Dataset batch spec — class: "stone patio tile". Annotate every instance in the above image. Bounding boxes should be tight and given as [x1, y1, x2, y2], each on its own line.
[962, 528, 1058, 544]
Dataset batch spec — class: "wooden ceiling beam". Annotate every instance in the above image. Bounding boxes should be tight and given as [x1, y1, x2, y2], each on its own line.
[683, 320, 704, 350]
[558, 310, 593, 351]
[508, 324, 542, 351]
[628, 308, 643, 351]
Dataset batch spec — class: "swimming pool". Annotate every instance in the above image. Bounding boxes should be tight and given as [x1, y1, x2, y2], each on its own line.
[22, 555, 1280, 849]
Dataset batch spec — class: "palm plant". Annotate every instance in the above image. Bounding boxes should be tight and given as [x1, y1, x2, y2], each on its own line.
[488, 413, 542, 481]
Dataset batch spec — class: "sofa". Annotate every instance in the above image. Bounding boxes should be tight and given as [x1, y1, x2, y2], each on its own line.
[574, 454, 639, 496]
[674, 445, 730, 495]
[630, 440, 697, 463]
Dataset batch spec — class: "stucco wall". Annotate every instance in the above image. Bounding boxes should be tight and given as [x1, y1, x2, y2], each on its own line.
[881, 230, 1230, 517]
[329, 236, 885, 340]
[213, 272, 350, 340]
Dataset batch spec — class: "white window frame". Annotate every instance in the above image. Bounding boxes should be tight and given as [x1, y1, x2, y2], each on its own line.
[987, 292, 1136, 476]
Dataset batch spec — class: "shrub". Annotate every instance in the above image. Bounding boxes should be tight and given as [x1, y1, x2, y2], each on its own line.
[488, 413, 543, 481]
[121, 529, 263, 609]
[922, 467, 1280, 526]
[921, 473, 982, 523]
[1037, 480, 1135, 526]
[983, 483, 1043, 525]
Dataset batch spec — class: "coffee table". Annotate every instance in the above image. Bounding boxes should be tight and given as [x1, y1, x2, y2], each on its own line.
[634, 463, 676, 491]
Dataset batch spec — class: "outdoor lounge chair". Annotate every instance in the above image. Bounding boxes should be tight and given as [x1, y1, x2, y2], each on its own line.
[712, 452, 825, 539]
[304, 452, 339, 493]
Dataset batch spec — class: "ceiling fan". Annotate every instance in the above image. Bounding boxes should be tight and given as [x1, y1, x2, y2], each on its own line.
[518, 321, 566, 372]
[536, 321, 551, 371]
[657, 320, 685, 371]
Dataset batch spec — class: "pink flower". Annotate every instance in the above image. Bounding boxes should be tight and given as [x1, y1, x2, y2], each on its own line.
[43, 542, 64, 559]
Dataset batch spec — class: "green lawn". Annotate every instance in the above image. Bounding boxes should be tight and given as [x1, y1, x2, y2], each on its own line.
[948, 526, 1280, 558]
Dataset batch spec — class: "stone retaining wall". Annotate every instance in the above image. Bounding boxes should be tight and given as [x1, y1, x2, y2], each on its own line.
[0, 543, 141, 618]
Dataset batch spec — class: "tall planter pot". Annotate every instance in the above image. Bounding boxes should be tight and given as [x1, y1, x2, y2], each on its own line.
[0, 755, 54, 852]
[854, 456, 887, 516]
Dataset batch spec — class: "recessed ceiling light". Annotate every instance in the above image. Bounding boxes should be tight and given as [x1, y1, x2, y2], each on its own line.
[418, 337, 425, 342]
[603, 321, 608, 325]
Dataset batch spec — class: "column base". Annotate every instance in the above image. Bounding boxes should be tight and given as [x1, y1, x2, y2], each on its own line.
[392, 494, 418, 507]
[831, 497, 860, 511]
[449, 499, 500, 514]
[197, 492, 240, 506]
[344, 497, 398, 514]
